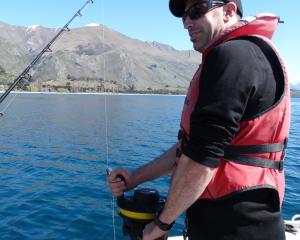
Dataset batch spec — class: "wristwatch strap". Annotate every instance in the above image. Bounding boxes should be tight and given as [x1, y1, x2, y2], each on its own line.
[154, 212, 175, 231]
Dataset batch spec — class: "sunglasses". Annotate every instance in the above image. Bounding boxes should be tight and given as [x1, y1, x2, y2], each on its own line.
[182, 0, 226, 23]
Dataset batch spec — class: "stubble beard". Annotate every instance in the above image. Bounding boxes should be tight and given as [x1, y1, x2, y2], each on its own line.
[192, 36, 208, 53]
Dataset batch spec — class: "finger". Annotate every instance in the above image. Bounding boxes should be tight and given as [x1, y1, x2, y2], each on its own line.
[109, 180, 126, 191]
[108, 169, 126, 182]
[142, 223, 152, 240]
[111, 189, 124, 197]
[109, 177, 124, 184]
[111, 177, 127, 190]
[109, 181, 126, 196]
[111, 186, 126, 196]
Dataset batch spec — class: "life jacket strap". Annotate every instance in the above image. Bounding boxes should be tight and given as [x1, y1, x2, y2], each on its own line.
[178, 125, 287, 171]
[223, 138, 288, 171]
[225, 138, 288, 155]
[223, 155, 284, 171]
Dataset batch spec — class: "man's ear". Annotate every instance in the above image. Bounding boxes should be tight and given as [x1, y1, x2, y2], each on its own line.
[223, 2, 237, 22]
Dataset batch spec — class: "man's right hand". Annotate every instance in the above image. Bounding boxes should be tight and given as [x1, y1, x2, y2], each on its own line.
[107, 168, 134, 197]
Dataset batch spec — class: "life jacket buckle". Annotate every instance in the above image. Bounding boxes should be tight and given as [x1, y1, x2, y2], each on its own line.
[280, 138, 288, 166]
[278, 160, 284, 172]
[177, 129, 183, 140]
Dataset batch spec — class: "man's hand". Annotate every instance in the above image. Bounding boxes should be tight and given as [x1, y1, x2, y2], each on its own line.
[107, 168, 134, 197]
[142, 221, 168, 240]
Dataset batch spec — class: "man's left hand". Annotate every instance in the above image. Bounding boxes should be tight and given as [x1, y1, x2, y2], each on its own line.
[142, 221, 168, 240]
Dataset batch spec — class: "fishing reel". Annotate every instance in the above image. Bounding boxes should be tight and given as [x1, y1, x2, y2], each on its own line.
[117, 188, 166, 240]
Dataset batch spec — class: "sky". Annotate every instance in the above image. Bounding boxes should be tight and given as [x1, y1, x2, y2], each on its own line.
[0, 0, 299, 88]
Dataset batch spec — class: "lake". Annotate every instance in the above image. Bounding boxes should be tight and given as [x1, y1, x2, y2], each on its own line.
[0, 93, 299, 239]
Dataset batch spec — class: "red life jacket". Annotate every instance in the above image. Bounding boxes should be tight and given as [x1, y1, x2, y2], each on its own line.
[177, 16, 290, 205]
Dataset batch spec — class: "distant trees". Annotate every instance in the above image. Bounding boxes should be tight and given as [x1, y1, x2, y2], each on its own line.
[0, 76, 187, 95]
[128, 84, 135, 92]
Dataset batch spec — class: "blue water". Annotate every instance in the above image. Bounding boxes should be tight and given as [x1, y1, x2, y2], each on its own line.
[0, 93, 299, 239]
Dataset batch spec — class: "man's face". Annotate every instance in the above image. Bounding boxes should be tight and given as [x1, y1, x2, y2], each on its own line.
[183, 0, 225, 52]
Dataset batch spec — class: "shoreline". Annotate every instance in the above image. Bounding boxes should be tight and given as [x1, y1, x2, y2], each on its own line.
[0, 91, 186, 97]
[1, 91, 299, 98]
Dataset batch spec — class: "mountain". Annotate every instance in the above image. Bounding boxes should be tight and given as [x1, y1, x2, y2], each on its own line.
[0, 22, 200, 94]
[290, 83, 300, 91]
[291, 90, 300, 98]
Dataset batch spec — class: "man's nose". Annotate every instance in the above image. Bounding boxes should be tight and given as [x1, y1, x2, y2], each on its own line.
[183, 16, 194, 29]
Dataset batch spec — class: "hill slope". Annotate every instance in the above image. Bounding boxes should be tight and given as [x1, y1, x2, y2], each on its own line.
[0, 22, 200, 94]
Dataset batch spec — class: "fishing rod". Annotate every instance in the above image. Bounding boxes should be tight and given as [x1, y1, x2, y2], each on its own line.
[0, 0, 94, 110]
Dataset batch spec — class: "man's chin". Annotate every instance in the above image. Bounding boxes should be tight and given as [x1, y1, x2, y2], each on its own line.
[192, 42, 204, 53]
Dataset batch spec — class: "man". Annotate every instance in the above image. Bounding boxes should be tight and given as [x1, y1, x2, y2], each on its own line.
[108, 0, 290, 239]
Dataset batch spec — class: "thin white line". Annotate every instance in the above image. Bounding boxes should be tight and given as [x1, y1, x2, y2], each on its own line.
[100, 2, 116, 239]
